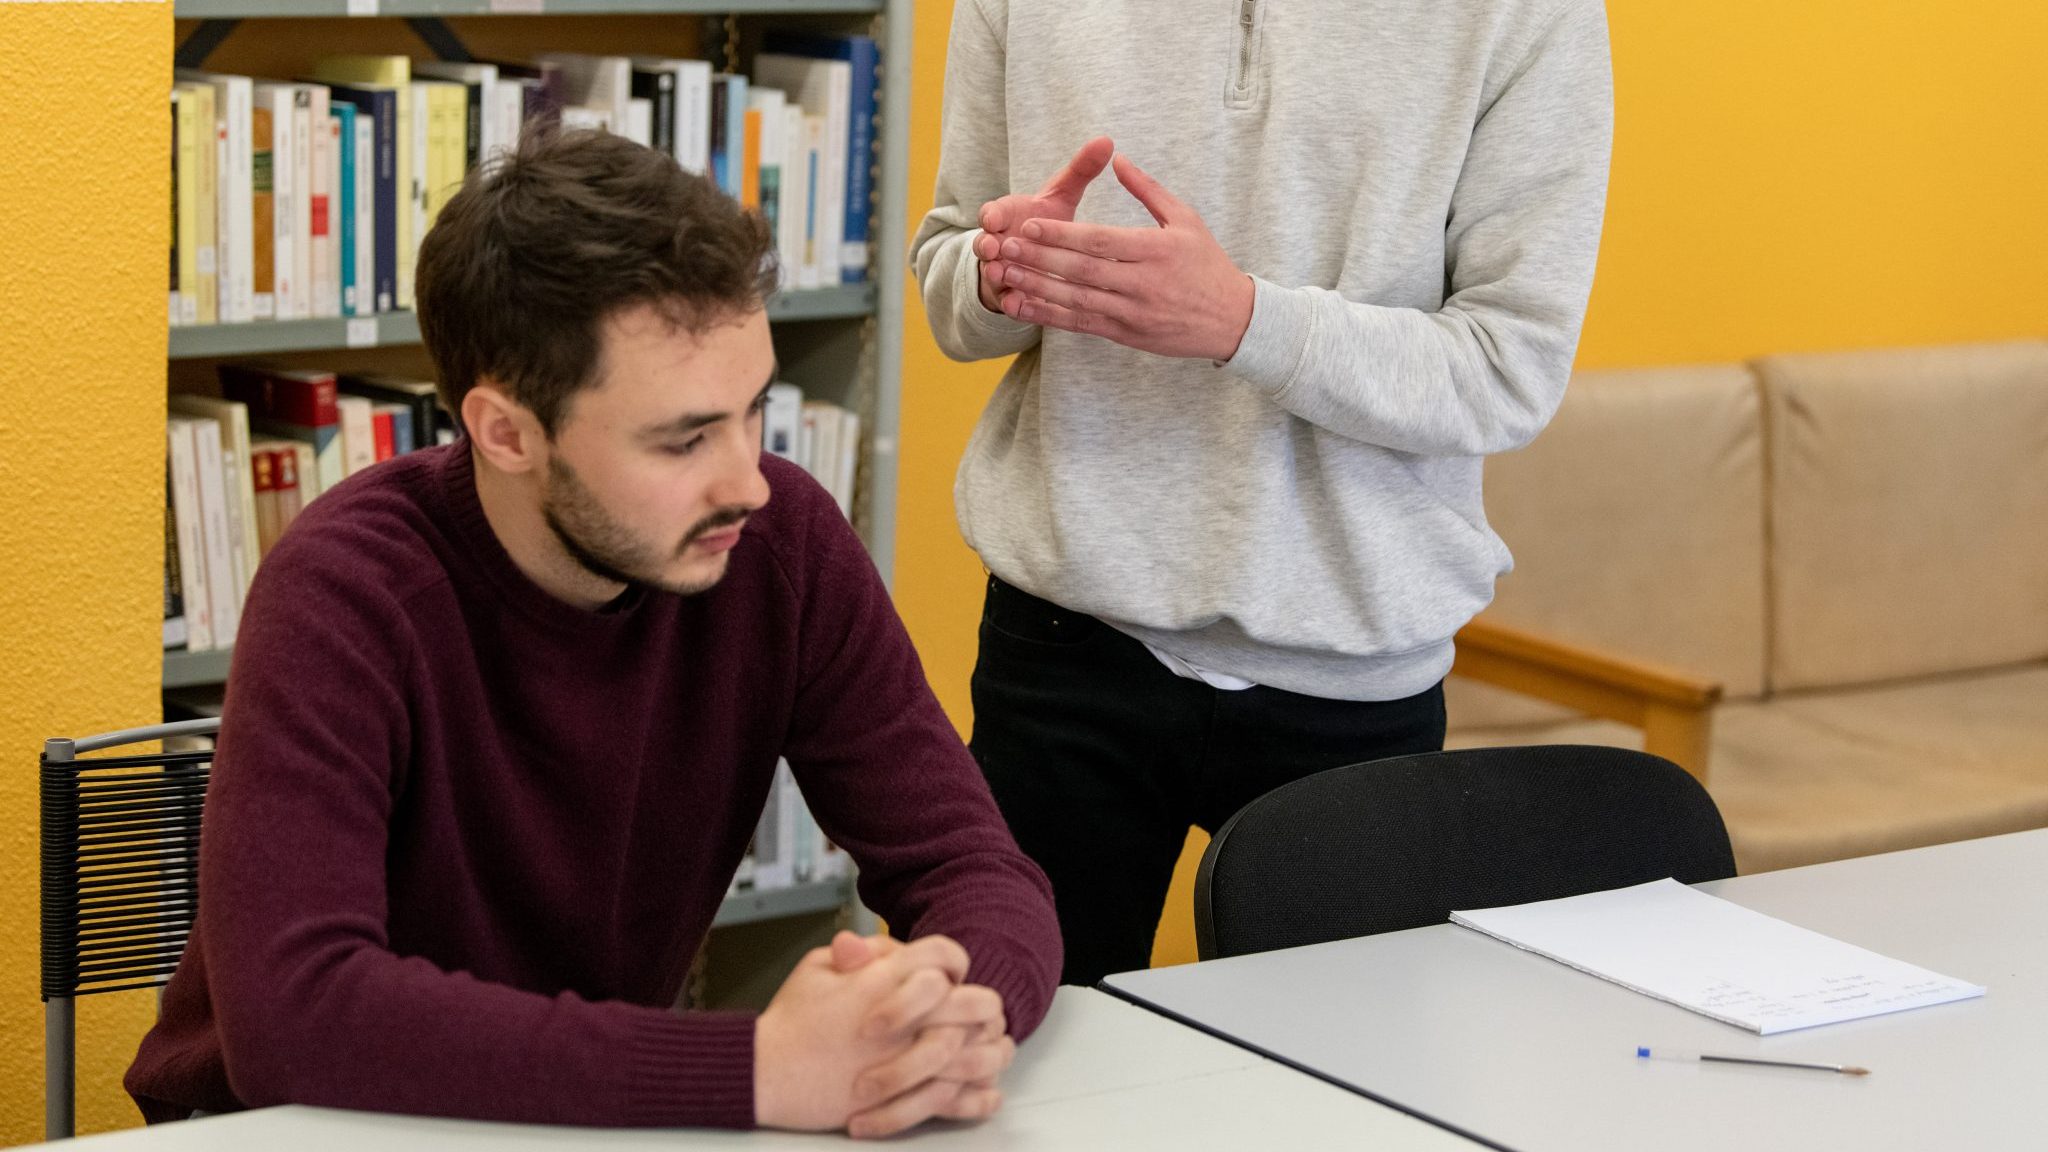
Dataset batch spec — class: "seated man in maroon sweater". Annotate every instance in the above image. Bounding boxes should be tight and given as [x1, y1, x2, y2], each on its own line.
[125, 128, 1062, 1139]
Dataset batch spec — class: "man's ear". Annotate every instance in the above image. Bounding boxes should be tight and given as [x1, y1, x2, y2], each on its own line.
[463, 380, 547, 476]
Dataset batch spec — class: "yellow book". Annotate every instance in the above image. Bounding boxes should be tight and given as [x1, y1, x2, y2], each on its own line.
[172, 85, 204, 326]
[311, 56, 412, 307]
[178, 81, 221, 325]
[424, 81, 466, 229]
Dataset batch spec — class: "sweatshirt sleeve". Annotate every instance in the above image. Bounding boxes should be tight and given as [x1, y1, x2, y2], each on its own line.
[196, 535, 758, 1128]
[776, 490, 1062, 1040]
[908, 0, 1045, 364]
[1222, 0, 1613, 456]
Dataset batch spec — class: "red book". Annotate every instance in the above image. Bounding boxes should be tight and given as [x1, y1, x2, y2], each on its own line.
[371, 410, 395, 462]
[219, 366, 338, 427]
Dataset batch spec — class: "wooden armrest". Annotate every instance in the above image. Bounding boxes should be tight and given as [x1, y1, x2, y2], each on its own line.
[1451, 616, 1723, 782]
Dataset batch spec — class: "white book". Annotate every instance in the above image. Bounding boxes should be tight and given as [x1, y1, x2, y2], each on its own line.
[799, 115, 827, 290]
[407, 81, 432, 293]
[796, 401, 818, 475]
[538, 53, 633, 129]
[352, 113, 376, 316]
[753, 56, 848, 292]
[749, 88, 787, 261]
[672, 59, 713, 176]
[833, 408, 861, 521]
[559, 106, 613, 134]
[166, 421, 213, 652]
[289, 442, 321, 503]
[290, 85, 315, 318]
[623, 97, 652, 148]
[170, 395, 260, 600]
[307, 84, 337, 318]
[335, 395, 378, 476]
[254, 85, 300, 320]
[801, 400, 843, 492]
[177, 70, 255, 323]
[188, 419, 241, 647]
[780, 106, 813, 291]
[486, 78, 524, 172]
[763, 382, 803, 460]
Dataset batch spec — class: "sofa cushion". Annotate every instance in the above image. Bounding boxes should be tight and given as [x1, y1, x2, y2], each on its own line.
[1448, 663, 2048, 874]
[1758, 341, 2048, 691]
[1455, 363, 1768, 729]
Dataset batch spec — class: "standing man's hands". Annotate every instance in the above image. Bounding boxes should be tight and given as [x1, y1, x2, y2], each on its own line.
[991, 152, 1257, 362]
[973, 136, 1116, 314]
[754, 932, 1015, 1139]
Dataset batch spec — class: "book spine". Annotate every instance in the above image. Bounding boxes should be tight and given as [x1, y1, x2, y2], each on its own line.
[291, 86, 313, 319]
[333, 104, 358, 317]
[190, 421, 241, 646]
[308, 85, 335, 318]
[251, 447, 281, 559]
[166, 422, 213, 651]
[250, 103, 275, 318]
[163, 458, 187, 650]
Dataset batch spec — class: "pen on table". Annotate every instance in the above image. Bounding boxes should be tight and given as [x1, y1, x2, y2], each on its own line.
[1636, 1046, 1870, 1076]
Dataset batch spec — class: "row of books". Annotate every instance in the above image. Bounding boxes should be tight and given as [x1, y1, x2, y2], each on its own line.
[734, 759, 854, 892]
[169, 35, 879, 330]
[165, 366, 454, 652]
[763, 382, 862, 521]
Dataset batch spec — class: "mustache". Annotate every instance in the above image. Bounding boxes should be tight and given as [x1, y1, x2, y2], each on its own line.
[680, 507, 751, 549]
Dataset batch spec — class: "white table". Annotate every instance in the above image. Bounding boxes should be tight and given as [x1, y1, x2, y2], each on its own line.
[1104, 829, 2048, 1152]
[43, 988, 1479, 1150]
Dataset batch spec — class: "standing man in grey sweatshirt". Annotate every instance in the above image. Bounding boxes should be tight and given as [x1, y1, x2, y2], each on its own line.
[911, 0, 1613, 984]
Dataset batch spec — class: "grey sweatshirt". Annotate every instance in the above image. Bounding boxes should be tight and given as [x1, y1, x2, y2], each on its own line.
[911, 0, 1613, 701]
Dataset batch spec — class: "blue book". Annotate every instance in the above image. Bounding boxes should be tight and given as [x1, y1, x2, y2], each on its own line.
[762, 32, 878, 285]
[330, 102, 359, 318]
[322, 83, 398, 314]
[386, 406, 414, 455]
[710, 74, 748, 201]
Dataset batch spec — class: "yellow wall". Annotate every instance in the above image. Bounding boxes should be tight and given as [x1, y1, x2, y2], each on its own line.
[0, 1, 174, 1142]
[896, 0, 2048, 969]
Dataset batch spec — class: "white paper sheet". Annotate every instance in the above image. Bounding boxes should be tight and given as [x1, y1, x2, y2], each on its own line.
[1451, 879, 1985, 1034]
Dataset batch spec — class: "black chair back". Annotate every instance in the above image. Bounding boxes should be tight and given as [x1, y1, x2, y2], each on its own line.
[1194, 744, 1736, 961]
[40, 717, 218, 1138]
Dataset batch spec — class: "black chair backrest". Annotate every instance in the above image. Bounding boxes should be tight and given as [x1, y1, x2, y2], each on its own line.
[1194, 744, 1736, 961]
[41, 718, 218, 1002]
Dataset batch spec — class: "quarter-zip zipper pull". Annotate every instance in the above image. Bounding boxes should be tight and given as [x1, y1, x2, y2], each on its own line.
[1236, 0, 1258, 96]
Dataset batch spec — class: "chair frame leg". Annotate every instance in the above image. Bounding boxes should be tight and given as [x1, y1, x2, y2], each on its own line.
[47, 995, 75, 1140]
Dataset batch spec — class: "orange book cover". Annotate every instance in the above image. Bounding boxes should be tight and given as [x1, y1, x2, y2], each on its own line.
[740, 109, 761, 210]
[251, 104, 275, 303]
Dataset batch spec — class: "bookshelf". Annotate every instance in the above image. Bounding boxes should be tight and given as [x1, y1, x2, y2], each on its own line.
[167, 283, 876, 358]
[164, 0, 910, 962]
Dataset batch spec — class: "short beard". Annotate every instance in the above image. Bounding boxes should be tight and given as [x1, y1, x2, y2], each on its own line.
[541, 455, 748, 598]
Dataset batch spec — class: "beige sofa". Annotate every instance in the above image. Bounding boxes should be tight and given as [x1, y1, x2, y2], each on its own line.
[1446, 340, 2048, 874]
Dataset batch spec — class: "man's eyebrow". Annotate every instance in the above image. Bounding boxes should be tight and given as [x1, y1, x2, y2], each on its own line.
[636, 367, 779, 440]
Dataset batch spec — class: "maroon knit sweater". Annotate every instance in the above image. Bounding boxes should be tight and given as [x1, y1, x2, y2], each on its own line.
[125, 443, 1060, 1128]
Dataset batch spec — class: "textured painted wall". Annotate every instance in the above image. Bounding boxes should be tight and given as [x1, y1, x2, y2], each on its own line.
[0, 1, 173, 1141]
[893, 0, 2048, 970]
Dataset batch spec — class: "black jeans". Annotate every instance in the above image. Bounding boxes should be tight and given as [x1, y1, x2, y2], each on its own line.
[969, 576, 1446, 986]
